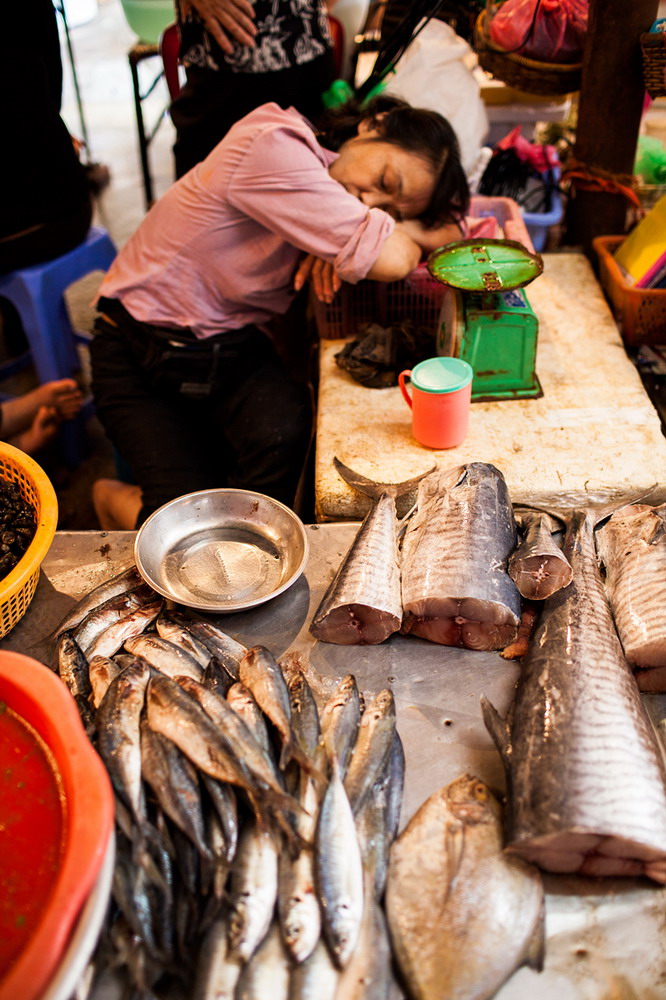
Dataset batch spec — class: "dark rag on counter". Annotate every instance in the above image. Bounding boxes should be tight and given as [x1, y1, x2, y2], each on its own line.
[334, 320, 435, 388]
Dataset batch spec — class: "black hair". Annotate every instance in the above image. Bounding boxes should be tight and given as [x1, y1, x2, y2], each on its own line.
[315, 95, 470, 229]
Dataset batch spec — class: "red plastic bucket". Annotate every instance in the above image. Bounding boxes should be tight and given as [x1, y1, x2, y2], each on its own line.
[398, 357, 473, 449]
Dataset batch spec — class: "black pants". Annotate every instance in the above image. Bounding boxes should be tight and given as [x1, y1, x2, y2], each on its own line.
[90, 300, 312, 527]
[170, 49, 336, 178]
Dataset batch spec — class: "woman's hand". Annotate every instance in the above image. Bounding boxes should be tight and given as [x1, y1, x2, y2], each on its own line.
[185, 0, 257, 54]
[294, 254, 342, 304]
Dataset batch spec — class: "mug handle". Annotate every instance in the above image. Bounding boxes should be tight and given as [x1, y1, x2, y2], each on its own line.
[398, 370, 413, 408]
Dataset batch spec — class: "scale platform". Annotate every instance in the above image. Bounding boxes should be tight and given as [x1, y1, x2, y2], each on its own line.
[428, 238, 544, 402]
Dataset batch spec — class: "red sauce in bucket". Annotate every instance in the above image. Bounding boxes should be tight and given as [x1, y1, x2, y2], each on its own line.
[0, 701, 65, 978]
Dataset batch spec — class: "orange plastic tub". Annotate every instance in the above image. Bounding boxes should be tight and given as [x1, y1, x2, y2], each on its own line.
[0, 652, 114, 1000]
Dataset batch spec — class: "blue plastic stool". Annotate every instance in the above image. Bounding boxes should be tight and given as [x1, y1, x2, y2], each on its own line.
[0, 226, 117, 465]
[0, 226, 117, 385]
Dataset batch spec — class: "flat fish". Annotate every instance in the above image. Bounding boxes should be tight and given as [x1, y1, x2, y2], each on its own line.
[385, 774, 544, 1000]
[401, 463, 521, 649]
[483, 508, 666, 882]
[310, 459, 432, 645]
[509, 507, 572, 599]
[596, 503, 666, 687]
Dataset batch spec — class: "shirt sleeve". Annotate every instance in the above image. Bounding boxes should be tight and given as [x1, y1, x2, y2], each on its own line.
[223, 124, 396, 284]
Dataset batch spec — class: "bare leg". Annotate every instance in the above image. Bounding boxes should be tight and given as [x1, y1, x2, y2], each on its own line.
[10, 405, 60, 455]
[93, 478, 143, 531]
[1, 379, 83, 438]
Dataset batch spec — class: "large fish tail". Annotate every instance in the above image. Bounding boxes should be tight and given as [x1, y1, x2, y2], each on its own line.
[333, 457, 435, 502]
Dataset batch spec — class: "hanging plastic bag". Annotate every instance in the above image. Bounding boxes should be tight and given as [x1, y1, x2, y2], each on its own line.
[488, 0, 589, 64]
[381, 19, 488, 175]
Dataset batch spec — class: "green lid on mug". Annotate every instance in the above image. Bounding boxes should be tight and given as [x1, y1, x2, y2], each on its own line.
[410, 357, 473, 394]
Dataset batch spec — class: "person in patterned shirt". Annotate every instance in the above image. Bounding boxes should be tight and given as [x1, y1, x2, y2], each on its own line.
[171, 0, 339, 177]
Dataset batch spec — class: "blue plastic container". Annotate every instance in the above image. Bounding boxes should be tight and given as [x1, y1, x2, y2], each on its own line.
[520, 167, 563, 252]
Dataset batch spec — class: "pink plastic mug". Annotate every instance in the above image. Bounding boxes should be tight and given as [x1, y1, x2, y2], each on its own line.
[398, 356, 473, 449]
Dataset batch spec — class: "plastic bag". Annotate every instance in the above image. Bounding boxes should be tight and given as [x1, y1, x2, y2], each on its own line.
[381, 20, 488, 175]
[488, 0, 589, 64]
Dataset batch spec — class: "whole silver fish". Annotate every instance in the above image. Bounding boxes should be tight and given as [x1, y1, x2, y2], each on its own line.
[484, 508, 666, 881]
[85, 598, 163, 659]
[288, 938, 339, 1000]
[155, 615, 214, 666]
[385, 774, 544, 1000]
[310, 459, 431, 645]
[203, 774, 239, 865]
[140, 719, 211, 861]
[145, 673, 263, 793]
[288, 670, 324, 767]
[73, 585, 153, 655]
[227, 820, 279, 963]
[344, 689, 396, 816]
[278, 773, 321, 964]
[235, 922, 290, 1000]
[320, 674, 361, 776]
[96, 661, 151, 822]
[88, 654, 122, 708]
[315, 759, 364, 969]
[193, 917, 242, 1000]
[401, 463, 521, 650]
[227, 682, 273, 758]
[168, 611, 248, 679]
[56, 631, 94, 733]
[239, 645, 306, 772]
[125, 633, 204, 680]
[51, 563, 143, 638]
[509, 507, 573, 599]
[335, 880, 392, 1000]
[596, 502, 666, 687]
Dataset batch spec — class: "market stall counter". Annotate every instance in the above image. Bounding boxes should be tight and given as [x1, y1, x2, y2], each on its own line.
[4, 528, 666, 999]
[315, 252, 666, 521]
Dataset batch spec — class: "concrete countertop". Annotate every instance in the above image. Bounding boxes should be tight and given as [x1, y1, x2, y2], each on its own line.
[314, 252, 666, 521]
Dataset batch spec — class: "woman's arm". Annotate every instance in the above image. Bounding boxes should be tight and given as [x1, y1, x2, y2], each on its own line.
[394, 218, 464, 254]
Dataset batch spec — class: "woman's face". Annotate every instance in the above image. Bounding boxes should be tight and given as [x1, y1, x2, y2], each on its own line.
[328, 124, 436, 222]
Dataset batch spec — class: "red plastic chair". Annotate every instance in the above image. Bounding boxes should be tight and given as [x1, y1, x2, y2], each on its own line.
[160, 22, 182, 100]
[328, 14, 345, 76]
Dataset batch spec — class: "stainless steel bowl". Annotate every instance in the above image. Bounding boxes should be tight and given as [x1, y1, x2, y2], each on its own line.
[134, 489, 309, 613]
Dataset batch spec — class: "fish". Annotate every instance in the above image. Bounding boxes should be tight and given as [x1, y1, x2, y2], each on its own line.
[227, 820, 279, 963]
[155, 615, 214, 666]
[72, 585, 154, 655]
[483, 508, 666, 881]
[56, 631, 94, 731]
[139, 719, 211, 861]
[335, 879, 393, 1000]
[315, 758, 364, 969]
[401, 463, 521, 650]
[288, 670, 323, 765]
[96, 661, 152, 823]
[310, 459, 432, 645]
[88, 654, 122, 708]
[239, 645, 310, 772]
[167, 611, 248, 679]
[509, 507, 573, 599]
[320, 674, 361, 777]
[344, 688, 396, 816]
[596, 502, 666, 688]
[235, 922, 290, 1000]
[85, 598, 163, 659]
[51, 563, 144, 639]
[124, 633, 204, 681]
[288, 938, 339, 1000]
[385, 774, 545, 1000]
[227, 682, 274, 759]
[277, 770, 321, 964]
[193, 917, 242, 1000]
[202, 774, 239, 865]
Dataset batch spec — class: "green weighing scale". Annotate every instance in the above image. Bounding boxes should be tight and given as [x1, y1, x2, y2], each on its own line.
[427, 238, 544, 402]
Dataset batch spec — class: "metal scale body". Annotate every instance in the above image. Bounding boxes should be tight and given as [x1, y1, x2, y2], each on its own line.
[428, 238, 544, 402]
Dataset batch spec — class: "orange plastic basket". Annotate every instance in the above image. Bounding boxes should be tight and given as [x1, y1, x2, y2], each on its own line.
[0, 443, 58, 639]
[593, 235, 666, 347]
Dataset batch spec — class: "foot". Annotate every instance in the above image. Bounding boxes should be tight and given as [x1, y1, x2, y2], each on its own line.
[93, 478, 143, 531]
[1, 379, 83, 437]
[10, 405, 60, 455]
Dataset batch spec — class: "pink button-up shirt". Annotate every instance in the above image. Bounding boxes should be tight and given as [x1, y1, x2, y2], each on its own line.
[98, 103, 396, 338]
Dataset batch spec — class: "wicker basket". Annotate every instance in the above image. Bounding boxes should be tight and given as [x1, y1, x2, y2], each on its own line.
[0, 443, 58, 639]
[593, 235, 666, 347]
[641, 31, 666, 99]
[474, 11, 582, 97]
